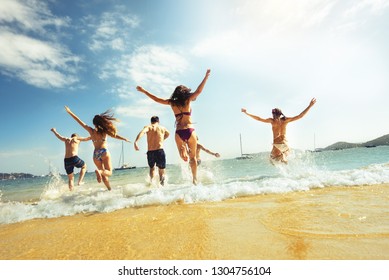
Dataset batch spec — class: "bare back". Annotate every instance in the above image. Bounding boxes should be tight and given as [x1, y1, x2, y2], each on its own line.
[88, 128, 108, 150]
[64, 138, 81, 158]
[146, 124, 168, 151]
[271, 119, 289, 144]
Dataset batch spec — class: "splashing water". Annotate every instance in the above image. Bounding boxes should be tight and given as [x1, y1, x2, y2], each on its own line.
[1, 146, 389, 224]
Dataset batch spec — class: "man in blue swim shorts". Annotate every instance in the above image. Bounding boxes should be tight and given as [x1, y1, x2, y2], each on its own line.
[134, 116, 170, 186]
[51, 128, 91, 190]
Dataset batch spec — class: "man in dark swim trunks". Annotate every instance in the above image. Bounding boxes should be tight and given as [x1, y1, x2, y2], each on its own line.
[134, 116, 170, 186]
[50, 128, 91, 190]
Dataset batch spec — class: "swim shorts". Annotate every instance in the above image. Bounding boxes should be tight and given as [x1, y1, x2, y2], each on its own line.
[64, 156, 85, 175]
[147, 149, 166, 169]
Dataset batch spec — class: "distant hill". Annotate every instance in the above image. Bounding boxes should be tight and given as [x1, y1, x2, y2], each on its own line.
[364, 134, 389, 147]
[0, 173, 35, 180]
[321, 134, 389, 151]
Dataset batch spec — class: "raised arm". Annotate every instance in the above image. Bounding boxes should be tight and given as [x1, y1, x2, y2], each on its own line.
[286, 98, 316, 123]
[136, 86, 170, 105]
[190, 69, 211, 101]
[64, 106, 93, 133]
[50, 128, 66, 142]
[241, 108, 272, 123]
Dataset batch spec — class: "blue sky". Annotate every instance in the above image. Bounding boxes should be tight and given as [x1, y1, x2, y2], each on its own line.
[1, 0, 389, 175]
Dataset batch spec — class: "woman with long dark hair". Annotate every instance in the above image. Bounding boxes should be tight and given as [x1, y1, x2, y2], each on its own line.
[136, 69, 211, 185]
[65, 106, 130, 190]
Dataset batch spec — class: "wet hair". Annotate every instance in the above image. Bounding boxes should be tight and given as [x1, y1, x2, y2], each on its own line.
[150, 116, 159, 124]
[71, 133, 78, 138]
[272, 108, 286, 119]
[93, 110, 119, 137]
[168, 85, 192, 107]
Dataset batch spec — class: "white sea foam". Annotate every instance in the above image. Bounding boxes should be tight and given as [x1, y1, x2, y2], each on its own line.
[1, 147, 389, 225]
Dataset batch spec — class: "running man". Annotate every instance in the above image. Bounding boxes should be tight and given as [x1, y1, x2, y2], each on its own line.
[50, 128, 91, 190]
[241, 98, 316, 163]
[134, 116, 170, 186]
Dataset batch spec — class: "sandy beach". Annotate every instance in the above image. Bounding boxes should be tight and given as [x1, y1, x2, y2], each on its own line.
[1, 184, 389, 260]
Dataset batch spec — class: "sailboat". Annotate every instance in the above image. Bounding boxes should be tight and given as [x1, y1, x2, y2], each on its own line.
[114, 142, 136, 170]
[236, 133, 253, 160]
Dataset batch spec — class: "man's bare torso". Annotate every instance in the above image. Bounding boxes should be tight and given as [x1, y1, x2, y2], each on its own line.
[147, 124, 166, 151]
[65, 138, 80, 158]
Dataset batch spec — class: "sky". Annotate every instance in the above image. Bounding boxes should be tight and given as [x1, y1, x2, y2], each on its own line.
[1, 0, 389, 175]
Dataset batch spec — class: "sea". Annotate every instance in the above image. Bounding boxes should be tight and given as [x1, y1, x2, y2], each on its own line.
[1, 146, 389, 225]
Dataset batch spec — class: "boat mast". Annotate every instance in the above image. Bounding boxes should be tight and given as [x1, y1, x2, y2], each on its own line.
[240, 133, 243, 156]
[118, 142, 124, 168]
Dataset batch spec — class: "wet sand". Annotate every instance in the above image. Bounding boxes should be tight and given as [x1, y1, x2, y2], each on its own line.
[1, 184, 389, 260]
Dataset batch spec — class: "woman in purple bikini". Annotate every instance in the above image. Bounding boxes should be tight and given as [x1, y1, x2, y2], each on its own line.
[136, 69, 211, 185]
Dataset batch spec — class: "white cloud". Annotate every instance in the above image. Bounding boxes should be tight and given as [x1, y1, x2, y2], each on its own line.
[100, 45, 189, 120]
[192, 0, 339, 60]
[128, 45, 189, 94]
[193, 0, 389, 60]
[0, 0, 70, 33]
[234, 0, 336, 33]
[100, 45, 189, 97]
[191, 29, 242, 58]
[111, 38, 125, 51]
[115, 99, 167, 120]
[344, 0, 389, 17]
[337, 0, 389, 32]
[85, 8, 140, 52]
[191, 0, 389, 86]
[0, 0, 80, 89]
[0, 28, 80, 88]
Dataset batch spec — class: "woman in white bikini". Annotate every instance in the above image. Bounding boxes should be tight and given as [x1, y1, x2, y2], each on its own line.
[136, 69, 211, 185]
[65, 106, 130, 190]
[241, 98, 316, 163]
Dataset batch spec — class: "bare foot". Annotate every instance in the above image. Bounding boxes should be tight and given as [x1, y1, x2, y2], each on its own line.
[95, 170, 102, 183]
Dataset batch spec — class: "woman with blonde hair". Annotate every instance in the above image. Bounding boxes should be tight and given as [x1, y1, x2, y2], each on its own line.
[65, 106, 130, 190]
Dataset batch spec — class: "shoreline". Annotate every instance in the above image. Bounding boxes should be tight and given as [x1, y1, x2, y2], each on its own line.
[1, 184, 389, 260]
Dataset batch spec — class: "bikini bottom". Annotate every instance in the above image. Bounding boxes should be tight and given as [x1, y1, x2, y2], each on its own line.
[176, 128, 195, 142]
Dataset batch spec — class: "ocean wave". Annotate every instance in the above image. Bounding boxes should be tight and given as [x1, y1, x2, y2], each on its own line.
[1, 161, 389, 225]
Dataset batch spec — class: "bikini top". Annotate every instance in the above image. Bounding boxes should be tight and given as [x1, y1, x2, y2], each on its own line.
[92, 135, 107, 143]
[175, 109, 192, 118]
